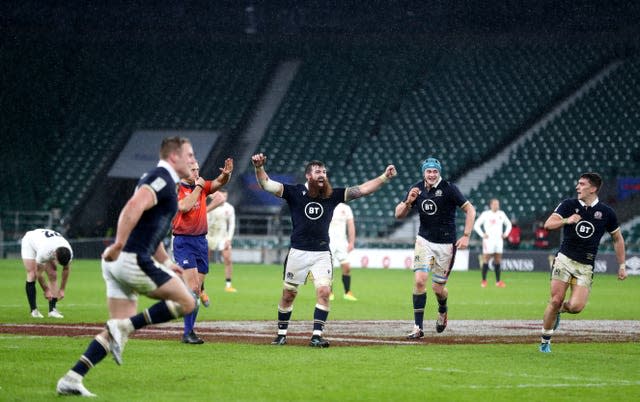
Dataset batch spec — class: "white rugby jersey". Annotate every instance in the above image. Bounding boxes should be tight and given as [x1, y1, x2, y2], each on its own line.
[207, 202, 236, 240]
[329, 202, 353, 245]
[473, 209, 512, 240]
[22, 229, 73, 264]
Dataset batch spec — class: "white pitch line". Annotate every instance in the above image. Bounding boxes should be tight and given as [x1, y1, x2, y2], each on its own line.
[461, 382, 640, 389]
[419, 367, 638, 385]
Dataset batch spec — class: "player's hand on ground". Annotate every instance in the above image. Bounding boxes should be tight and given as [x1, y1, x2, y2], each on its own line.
[251, 153, 267, 168]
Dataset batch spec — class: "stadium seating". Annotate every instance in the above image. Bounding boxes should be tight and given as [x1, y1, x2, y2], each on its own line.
[1, 40, 272, 224]
[468, 56, 640, 235]
[619, 224, 640, 253]
[338, 43, 619, 234]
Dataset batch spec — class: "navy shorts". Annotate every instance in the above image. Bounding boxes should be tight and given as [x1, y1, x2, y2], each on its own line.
[173, 235, 209, 274]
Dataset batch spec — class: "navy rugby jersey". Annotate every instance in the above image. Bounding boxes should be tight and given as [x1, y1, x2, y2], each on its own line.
[406, 179, 468, 244]
[282, 184, 346, 251]
[123, 166, 178, 260]
[554, 198, 619, 265]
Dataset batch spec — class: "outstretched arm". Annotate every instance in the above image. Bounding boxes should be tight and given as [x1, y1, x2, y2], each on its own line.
[209, 158, 234, 193]
[251, 153, 284, 197]
[345, 165, 397, 202]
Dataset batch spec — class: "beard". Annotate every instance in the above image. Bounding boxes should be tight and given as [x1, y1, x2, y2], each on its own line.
[308, 177, 333, 199]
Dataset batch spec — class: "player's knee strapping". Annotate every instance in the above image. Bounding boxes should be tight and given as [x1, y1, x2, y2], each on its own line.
[314, 276, 331, 288]
[283, 281, 299, 293]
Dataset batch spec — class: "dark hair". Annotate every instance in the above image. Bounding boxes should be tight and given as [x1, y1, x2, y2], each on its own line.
[159, 136, 190, 160]
[305, 160, 326, 175]
[580, 172, 602, 192]
[56, 247, 72, 266]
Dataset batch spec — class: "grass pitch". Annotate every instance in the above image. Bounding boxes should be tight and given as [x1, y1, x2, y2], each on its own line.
[0, 259, 639, 401]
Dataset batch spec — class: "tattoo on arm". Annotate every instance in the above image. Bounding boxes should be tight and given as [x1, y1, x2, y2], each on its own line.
[346, 186, 363, 201]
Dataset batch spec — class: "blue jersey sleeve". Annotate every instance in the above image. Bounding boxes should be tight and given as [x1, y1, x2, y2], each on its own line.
[553, 199, 573, 218]
[449, 183, 468, 208]
[605, 207, 620, 233]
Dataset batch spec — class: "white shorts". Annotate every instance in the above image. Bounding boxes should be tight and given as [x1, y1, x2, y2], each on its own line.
[551, 253, 593, 289]
[284, 248, 332, 287]
[413, 235, 455, 284]
[330, 243, 350, 267]
[207, 235, 228, 251]
[102, 252, 178, 300]
[482, 237, 504, 254]
[20, 231, 39, 260]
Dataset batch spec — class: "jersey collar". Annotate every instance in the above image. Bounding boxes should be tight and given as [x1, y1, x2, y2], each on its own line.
[425, 177, 442, 190]
[579, 198, 599, 208]
[157, 160, 180, 184]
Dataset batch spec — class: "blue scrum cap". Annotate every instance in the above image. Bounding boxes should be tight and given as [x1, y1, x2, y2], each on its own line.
[421, 157, 442, 174]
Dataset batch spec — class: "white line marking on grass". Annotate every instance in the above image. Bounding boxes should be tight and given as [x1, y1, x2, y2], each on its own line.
[462, 381, 640, 389]
[418, 367, 638, 385]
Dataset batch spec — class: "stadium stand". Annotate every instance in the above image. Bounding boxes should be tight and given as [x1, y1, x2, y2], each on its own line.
[337, 43, 621, 236]
[468, 56, 640, 233]
[0, 38, 278, 243]
[2, 0, 638, 243]
[2, 40, 272, 223]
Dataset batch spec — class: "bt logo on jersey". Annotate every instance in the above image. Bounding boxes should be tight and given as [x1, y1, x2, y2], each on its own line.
[421, 199, 438, 215]
[304, 202, 324, 220]
[575, 221, 595, 239]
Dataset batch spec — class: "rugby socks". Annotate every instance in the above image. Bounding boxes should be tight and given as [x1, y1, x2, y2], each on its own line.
[71, 334, 110, 376]
[225, 279, 232, 288]
[494, 263, 502, 282]
[481, 263, 489, 281]
[541, 328, 553, 345]
[277, 305, 293, 336]
[342, 274, 351, 293]
[437, 297, 448, 314]
[412, 292, 427, 329]
[183, 313, 194, 336]
[49, 297, 58, 312]
[312, 304, 329, 337]
[130, 301, 176, 330]
[26, 281, 37, 311]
